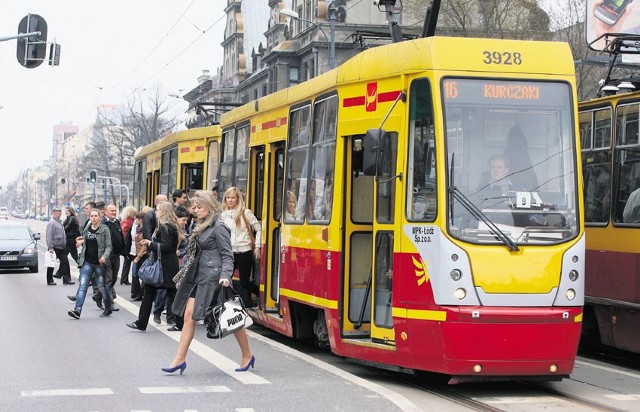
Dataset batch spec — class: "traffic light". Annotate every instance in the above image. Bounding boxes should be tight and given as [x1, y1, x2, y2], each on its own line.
[48, 42, 61, 66]
[16, 14, 48, 69]
[89, 170, 97, 183]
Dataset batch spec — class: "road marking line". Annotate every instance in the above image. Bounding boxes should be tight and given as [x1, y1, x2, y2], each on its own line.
[139, 386, 231, 394]
[21, 388, 113, 397]
[116, 297, 269, 385]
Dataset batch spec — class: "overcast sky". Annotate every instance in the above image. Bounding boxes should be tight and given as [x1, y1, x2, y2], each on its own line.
[0, 0, 226, 187]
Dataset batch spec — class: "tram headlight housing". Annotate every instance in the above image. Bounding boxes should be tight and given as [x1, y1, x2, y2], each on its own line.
[450, 269, 462, 281]
[568, 270, 579, 282]
[454, 288, 466, 300]
[565, 289, 576, 301]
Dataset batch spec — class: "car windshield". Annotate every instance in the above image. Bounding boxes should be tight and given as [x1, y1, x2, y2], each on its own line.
[0, 226, 31, 240]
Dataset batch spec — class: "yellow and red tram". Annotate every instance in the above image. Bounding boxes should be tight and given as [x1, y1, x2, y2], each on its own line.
[134, 35, 584, 382]
[133, 125, 221, 208]
[579, 83, 640, 354]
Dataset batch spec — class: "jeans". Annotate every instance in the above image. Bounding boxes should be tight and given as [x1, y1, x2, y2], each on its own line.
[75, 262, 112, 314]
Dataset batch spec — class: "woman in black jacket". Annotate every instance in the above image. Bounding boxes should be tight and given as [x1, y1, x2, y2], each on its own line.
[126, 201, 182, 331]
[63, 206, 81, 264]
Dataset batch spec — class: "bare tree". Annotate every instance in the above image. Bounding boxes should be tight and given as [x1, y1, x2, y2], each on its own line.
[401, 0, 550, 39]
[81, 84, 183, 207]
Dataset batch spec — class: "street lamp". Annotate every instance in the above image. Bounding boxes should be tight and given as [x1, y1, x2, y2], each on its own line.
[281, 5, 336, 70]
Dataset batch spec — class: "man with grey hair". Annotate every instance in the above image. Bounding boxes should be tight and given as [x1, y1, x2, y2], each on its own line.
[46, 207, 73, 285]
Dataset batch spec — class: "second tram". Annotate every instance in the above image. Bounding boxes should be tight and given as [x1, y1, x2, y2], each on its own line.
[579, 80, 640, 354]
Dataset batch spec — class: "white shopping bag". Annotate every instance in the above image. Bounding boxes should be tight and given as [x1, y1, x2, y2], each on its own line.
[44, 251, 56, 268]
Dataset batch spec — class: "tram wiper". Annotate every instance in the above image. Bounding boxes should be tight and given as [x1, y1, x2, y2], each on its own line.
[450, 186, 520, 252]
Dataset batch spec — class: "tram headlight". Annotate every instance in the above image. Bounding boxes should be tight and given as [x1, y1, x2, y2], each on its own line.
[565, 289, 576, 301]
[454, 288, 466, 300]
[568, 270, 579, 282]
[450, 269, 462, 281]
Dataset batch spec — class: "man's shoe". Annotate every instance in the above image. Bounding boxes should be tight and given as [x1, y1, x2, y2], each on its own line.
[126, 321, 145, 331]
[63, 281, 75, 285]
[68, 309, 80, 319]
[95, 300, 104, 310]
[167, 325, 181, 331]
[67, 295, 76, 302]
[52, 274, 62, 279]
[130, 296, 142, 302]
[100, 309, 112, 317]
[121, 281, 131, 285]
[167, 319, 176, 326]
[153, 314, 161, 324]
[47, 282, 57, 286]
[111, 306, 120, 312]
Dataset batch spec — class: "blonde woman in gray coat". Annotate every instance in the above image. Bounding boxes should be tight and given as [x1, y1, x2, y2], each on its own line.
[164, 190, 255, 374]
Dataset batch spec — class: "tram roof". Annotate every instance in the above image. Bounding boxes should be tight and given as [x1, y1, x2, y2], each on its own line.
[134, 124, 221, 160]
[221, 36, 575, 125]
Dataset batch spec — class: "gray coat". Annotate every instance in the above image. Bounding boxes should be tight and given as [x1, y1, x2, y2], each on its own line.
[172, 221, 233, 320]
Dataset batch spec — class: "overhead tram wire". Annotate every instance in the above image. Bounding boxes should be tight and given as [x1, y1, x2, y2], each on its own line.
[107, 0, 198, 90]
[138, 14, 225, 90]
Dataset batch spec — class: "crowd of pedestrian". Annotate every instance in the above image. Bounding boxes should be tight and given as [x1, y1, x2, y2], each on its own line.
[47, 185, 257, 373]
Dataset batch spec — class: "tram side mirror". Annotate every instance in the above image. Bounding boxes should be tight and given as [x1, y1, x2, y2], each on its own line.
[362, 129, 385, 176]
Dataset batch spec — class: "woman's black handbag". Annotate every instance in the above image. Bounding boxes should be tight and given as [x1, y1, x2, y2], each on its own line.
[204, 286, 253, 339]
[138, 243, 163, 287]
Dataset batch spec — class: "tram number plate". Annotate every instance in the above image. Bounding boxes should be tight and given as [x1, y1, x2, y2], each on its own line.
[0, 256, 17, 261]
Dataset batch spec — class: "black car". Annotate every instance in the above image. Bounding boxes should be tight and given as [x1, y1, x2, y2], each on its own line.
[0, 222, 40, 273]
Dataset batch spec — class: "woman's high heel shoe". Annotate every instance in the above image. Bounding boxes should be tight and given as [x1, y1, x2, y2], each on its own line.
[162, 361, 187, 375]
[235, 355, 255, 372]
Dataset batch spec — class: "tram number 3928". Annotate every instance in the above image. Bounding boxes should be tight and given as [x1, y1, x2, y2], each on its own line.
[482, 51, 523, 65]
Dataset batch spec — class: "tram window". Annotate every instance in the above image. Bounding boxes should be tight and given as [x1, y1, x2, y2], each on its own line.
[235, 125, 250, 194]
[583, 150, 611, 224]
[218, 130, 235, 195]
[407, 78, 437, 222]
[207, 140, 219, 191]
[594, 108, 612, 149]
[614, 147, 640, 223]
[374, 232, 393, 328]
[351, 135, 374, 224]
[285, 105, 311, 222]
[578, 111, 593, 150]
[617, 103, 640, 145]
[377, 132, 397, 224]
[309, 95, 337, 222]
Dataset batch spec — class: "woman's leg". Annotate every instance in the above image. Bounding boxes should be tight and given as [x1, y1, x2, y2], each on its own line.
[73, 264, 93, 313]
[137, 284, 157, 330]
[94, 265, 112, 310]
[237, 250, 259, 297]
[170, 297, 196, 367]
[233, 328, 253, 367]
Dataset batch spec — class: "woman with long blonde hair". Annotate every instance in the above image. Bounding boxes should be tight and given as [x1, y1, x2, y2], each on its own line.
[166, 190, 254, 374]
[220, 187, 261, 307]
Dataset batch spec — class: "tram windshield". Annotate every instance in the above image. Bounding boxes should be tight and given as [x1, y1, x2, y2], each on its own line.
[442, 78, 579, 245]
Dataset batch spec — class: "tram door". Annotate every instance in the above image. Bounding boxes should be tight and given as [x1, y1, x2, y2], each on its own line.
[264, 144, 285, 313]
[341, 134, 396, 343]
[370, 132, 397, 344]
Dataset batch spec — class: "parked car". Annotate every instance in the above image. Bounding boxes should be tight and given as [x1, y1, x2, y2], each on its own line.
[0, 221, 40, 273]
[0, 206, 8, 220]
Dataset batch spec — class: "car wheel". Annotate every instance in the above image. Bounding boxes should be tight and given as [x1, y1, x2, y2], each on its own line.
[29, 263, 38, 273]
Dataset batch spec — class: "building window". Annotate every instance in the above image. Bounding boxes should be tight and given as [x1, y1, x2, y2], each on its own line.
[289, 67, 299, 86]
